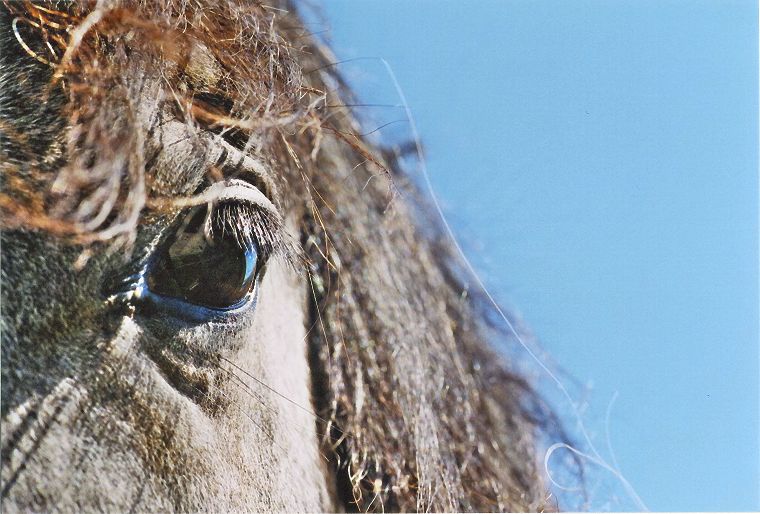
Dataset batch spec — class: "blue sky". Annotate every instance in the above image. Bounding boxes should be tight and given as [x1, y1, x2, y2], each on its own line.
[317, 1, 758, 511]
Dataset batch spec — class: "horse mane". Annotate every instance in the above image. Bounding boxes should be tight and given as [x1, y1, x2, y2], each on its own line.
[0, 1, 577, 511]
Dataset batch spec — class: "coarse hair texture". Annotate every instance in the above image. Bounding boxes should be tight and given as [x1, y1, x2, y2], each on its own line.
[0, 1, 578, 511]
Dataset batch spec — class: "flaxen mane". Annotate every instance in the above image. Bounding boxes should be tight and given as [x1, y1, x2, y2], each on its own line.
[1, 1, 574, 511]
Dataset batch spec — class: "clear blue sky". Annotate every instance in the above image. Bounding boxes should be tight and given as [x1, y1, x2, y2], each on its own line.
[317, 1, 758, 511]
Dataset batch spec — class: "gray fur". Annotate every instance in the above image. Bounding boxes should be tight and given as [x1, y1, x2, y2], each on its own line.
[1, 2, 567, 512]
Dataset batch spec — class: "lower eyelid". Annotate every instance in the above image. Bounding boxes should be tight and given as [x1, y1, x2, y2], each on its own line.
[136, 277, 260, 324]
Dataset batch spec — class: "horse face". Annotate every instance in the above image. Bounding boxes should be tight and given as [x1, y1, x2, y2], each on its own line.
[2, 3, 560, 512]
[0, 17, 331, 509]
[3, 245, 329, 511]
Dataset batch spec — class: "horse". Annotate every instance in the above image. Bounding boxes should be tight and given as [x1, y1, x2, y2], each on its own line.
[0, 1, 568, 511]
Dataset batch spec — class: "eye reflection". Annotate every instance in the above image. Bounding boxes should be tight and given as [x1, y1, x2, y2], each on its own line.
[146, 204, 258, 310]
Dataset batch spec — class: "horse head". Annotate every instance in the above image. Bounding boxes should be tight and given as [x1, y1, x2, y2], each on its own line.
[1, 2, 560, 511]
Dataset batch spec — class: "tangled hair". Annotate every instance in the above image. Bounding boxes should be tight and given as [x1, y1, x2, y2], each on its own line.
[0, 1, 577, 511]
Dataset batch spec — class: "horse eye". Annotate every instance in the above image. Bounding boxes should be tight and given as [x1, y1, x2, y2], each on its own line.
[146, 204, 258, 310]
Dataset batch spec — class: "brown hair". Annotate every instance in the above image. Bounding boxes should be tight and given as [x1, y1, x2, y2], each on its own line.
[0, 1, 576, 510]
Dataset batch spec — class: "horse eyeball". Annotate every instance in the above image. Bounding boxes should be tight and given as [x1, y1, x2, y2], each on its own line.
[146, 205, 258, 310]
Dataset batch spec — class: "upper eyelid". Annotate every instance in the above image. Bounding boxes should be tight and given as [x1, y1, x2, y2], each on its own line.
[164, 179, 278, 217]
[215, 180, 277, 214]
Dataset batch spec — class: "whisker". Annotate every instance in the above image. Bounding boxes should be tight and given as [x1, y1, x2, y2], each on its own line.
[220, 367, 332, 455]
[357, 119, 408, 137]
[185, 381, 288, 456]
[219, 356, 352, 441]
[223, 371, 333, 463]
[317, 103, 405, 110]
[304, 56, 384, 75]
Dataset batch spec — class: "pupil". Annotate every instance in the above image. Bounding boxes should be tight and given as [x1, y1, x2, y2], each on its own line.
[146, 205, 258, 309]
